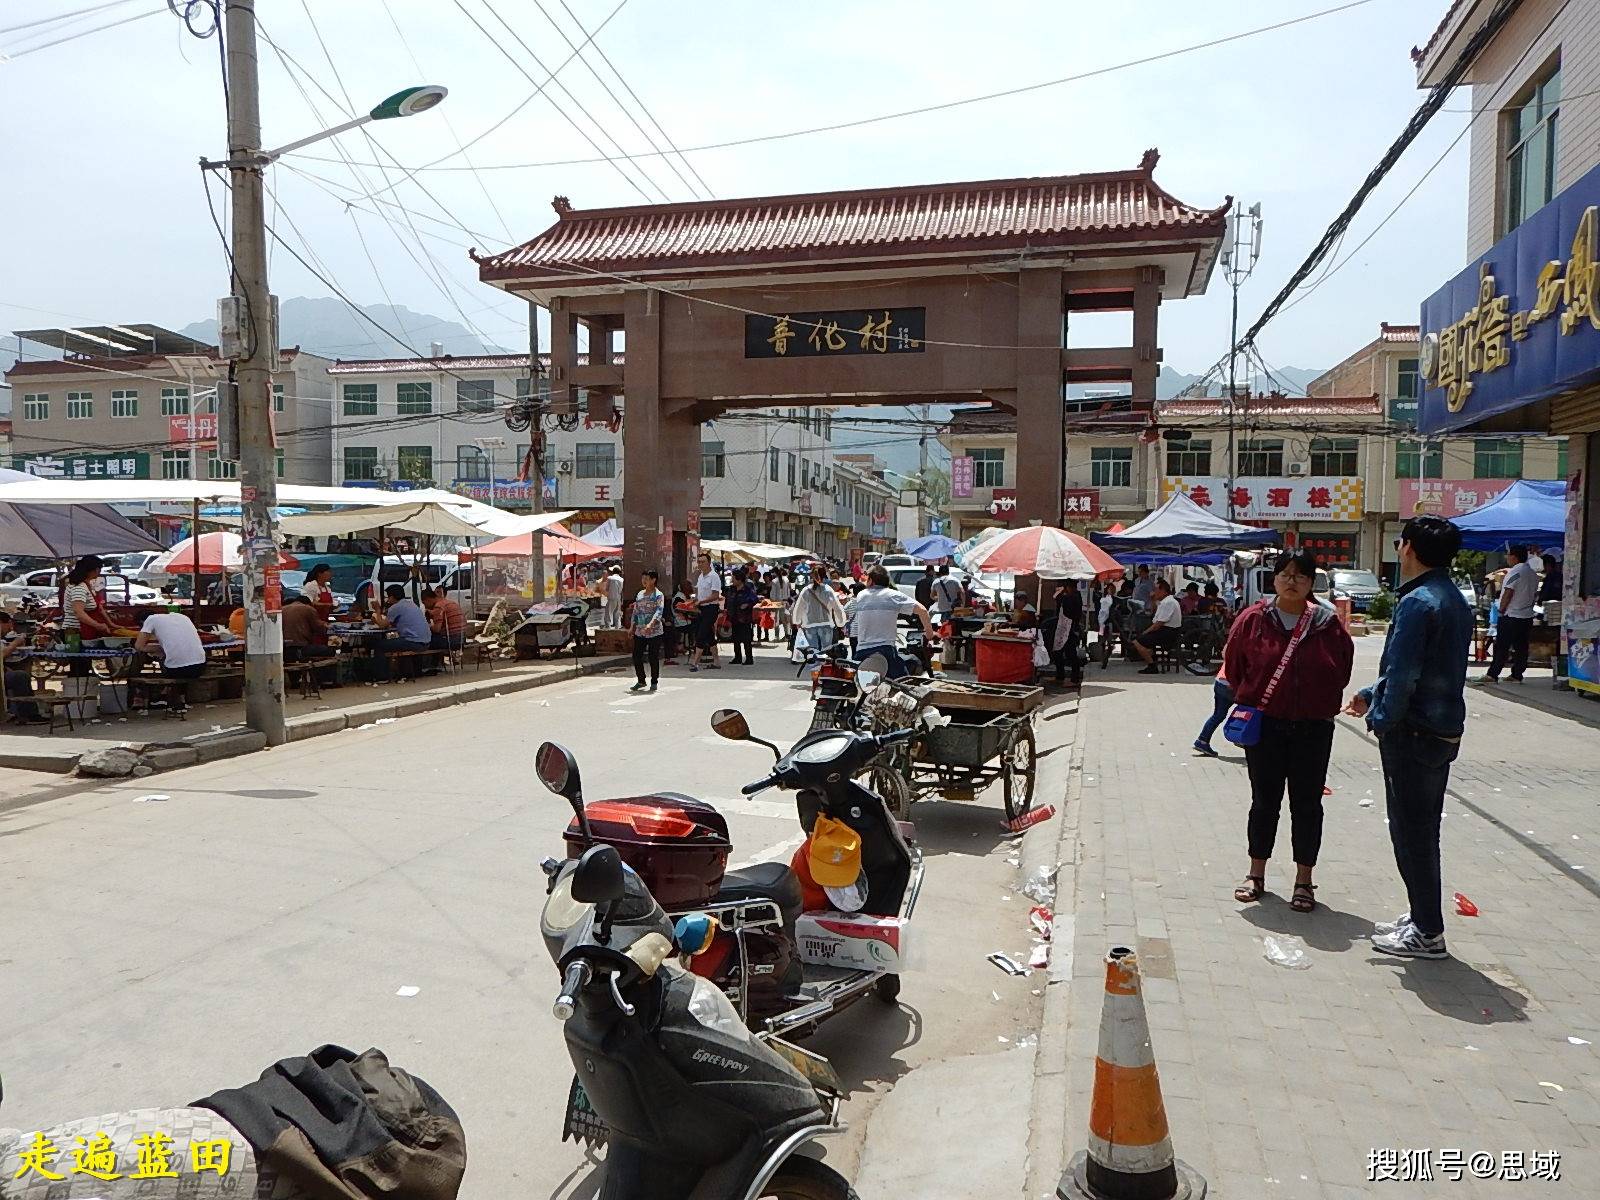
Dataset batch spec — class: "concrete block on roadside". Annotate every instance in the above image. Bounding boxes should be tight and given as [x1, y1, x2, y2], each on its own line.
[140, 745, 200, 771]
[75, 745, 143, 777]
[392, 694, 443, 718]
[189, 729, 268, 763]
[339, 701, 400, 726]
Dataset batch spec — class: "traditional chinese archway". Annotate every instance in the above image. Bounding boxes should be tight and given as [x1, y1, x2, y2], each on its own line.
[475, 150, 1227, 584]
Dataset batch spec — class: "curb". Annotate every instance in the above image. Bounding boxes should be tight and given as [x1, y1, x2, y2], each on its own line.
[1024, 698, 1086, 1200]
[0, 656, 632, 783]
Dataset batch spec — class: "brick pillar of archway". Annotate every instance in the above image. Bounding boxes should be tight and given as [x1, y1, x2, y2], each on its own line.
[1015, 267, 1065, 600]
[621, 290, 701, 590]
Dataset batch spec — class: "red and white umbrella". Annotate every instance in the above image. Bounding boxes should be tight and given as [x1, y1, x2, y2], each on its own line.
[959, 524, 1123, 580]
[148, 532, 297, 576]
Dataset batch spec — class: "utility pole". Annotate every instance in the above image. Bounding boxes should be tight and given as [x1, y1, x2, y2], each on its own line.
[224, 0, 286, 744]
[1221, 201, 1263, 524]
[528, 300, 547, 599]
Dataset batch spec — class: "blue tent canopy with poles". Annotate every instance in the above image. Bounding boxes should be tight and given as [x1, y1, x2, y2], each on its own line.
[1450, 479, 1566, 551]
[1091, 491, 1275, 555]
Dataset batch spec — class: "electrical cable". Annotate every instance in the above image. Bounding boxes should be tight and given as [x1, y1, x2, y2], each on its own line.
[1237, 0, 1523, 350]
[302, 0, 1376, 179]
[1, 3, 163, 58]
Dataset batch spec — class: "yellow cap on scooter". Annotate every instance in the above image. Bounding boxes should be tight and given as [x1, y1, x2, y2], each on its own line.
[808, 815, 863, 888]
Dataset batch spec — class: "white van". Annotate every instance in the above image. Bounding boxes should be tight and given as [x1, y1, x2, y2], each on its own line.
[363, 555, 474, 609]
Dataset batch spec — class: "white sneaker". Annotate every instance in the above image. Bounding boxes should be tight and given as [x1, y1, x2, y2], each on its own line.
[1372, 926, 1448, 959]
[1372, 912, 1411, 936]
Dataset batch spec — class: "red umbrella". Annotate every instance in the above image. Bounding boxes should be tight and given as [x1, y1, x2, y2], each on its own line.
[960, 525, 1123, 580]
[148, 532, 297, 575]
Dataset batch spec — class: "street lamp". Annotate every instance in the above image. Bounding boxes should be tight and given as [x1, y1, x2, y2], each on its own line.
[258, 85, 448, 162]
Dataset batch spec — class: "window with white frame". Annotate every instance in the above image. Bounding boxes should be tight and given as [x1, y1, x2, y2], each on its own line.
[397, 381, 433, 415]
[769, 447, 779, 482]
[22, 393, 48, 421]
[397, 445, 433, 483]
[66, 392, 93, 420]
[1309, 437, 1359, 476]
[457, 444, 490, 481]
[161, 449, 192, 479]
[207, 453, 239, 480]
[576, 443, 615, 479]
[273, 383, 284, 413]
[967, 447, 1005, 488]
[1237, 439, 1284, 476]
[1090, 447, 1133, 488]
[1503, 62, 1561, 235]
[161, 387, 190, 416]
[456, 379, 495, 413]
[110, 389, 138, 418]
[344, 446, 379, 481]
[1165, 436, 1211, 476]
[702, 441, 726, 478]
[342, 383, 378, 416]
[275, 449, 285, 479]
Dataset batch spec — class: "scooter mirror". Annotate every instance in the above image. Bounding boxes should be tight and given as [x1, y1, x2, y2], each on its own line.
[710, 709, 751, 740]
[535, 741, 580, 799]
[857, 652, 889, 679]
[570, 844, 626, 904]
[857, 670, 882, 689]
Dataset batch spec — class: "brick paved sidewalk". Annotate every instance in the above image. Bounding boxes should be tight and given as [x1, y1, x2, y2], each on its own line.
[1043, 644, 1598, 1199]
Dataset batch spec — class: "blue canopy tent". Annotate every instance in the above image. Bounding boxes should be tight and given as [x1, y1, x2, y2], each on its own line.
[1451, 480, 1566, 551]
[1091, 492, 1275, 557]
[903, 533, 960, 561]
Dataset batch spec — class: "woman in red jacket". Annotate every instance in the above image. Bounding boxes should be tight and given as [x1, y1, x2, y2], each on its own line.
[1223, 551, 1354, 913]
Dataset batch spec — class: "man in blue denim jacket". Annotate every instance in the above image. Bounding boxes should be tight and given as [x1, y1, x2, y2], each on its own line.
[1346, 515, 1473, 960]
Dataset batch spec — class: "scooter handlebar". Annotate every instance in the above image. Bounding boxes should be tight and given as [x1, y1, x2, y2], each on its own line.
[553, 960, 591, 1020]
[740, 775, 778, 796]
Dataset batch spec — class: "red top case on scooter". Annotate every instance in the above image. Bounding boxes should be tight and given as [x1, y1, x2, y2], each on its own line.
[565, 793, 731, 907]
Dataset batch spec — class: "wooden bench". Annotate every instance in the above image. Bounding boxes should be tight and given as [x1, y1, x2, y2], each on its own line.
[285, 657, 339, 699]
[127, 676, 193, 718]
[35, 694, 89, 734]
[384, 648, 446, 681]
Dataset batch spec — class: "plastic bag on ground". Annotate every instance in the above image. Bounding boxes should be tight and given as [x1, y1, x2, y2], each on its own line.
[1262, 934, 1311, 970]
[1021, 865, 1058, 905]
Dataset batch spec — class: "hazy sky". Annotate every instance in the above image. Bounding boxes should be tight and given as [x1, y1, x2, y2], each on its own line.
[1, 0, 1464, 376]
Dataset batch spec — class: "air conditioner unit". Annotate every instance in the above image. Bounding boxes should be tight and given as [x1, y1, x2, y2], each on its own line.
[1286, 461, 1309, 476]
[557, 459, 574, 474]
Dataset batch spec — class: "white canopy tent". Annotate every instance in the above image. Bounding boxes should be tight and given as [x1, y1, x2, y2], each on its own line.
[276, 504, 574, 541]
[701, 539, 811, 564]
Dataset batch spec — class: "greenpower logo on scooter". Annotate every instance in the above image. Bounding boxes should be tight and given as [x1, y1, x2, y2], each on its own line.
[692, 1049, 749, 1074]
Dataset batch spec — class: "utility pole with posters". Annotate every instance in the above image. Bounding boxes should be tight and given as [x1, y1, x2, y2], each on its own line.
[528, 300, 547, 601]
[223, 0, 286, 745]
[1221, 201, 1263, 525]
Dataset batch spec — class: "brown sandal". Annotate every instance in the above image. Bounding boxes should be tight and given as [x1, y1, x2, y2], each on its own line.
[1234, 875, 1264, 902]
[1291, 882, 1317, 913]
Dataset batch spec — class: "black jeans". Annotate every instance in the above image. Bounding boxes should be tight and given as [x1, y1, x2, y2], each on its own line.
[1379, 726, 1460, 937]
[730, 621, 754, 663]
[632, 634, 662, 686]
[694, 604, 721, 652]
[1488, 614, 1532, 680]
[1243, 716, 1335, 866]
[1197, 678, 1234, 747]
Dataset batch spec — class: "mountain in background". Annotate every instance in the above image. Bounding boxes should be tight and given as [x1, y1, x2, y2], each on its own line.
[181, 296, 508, 361]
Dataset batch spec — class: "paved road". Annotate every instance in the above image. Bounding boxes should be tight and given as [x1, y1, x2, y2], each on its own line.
[1, 646, 1058, 1198]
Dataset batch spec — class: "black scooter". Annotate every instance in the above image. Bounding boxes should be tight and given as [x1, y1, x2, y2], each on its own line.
[535, 741, 861, 1200]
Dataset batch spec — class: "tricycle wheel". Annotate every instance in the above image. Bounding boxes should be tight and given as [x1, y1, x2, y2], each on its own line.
[858, 752, 911, 819]
[1002, 723, 1037, 823]
[874, 973, 902, 1003]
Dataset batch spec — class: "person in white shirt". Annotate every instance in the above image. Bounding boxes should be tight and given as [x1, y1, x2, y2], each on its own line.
[601, 566, 625, 629]
[690, 552, 723, 671]
[135, 610, 207, 713]
[1132, 578, 1185, 674]
[929, 565, 964, 619]
[790, 563, 848, 657]
[766, 567, 794, 644]
[844, 565, 934, 679]
[1485, 544, 1537, 683]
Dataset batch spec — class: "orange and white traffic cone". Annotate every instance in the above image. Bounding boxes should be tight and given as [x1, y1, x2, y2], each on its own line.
[1059, 946, 1206, 1200]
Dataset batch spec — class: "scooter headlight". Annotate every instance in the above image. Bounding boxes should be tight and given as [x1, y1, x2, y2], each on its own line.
[540, 871, 589, 937]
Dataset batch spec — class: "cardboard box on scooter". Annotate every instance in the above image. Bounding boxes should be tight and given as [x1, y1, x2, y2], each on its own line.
[795, 911, 907, 973]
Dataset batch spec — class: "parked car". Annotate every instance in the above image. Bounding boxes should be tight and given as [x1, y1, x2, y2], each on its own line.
[104, 550, 166, 585]
[1330, 568, 1383, 612]
[362, 554, 474, 609]
[0, 568, 163, 608]
[885, 564, 1007, 606]
[878, 554, 918, 568]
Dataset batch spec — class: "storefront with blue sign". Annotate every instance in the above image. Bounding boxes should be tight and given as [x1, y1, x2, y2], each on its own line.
[1418, 159, 1600, 694]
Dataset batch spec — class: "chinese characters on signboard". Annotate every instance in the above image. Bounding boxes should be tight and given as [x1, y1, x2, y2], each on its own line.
[951, 455, 974, 498]
[1398, 479, 1515, 518]
[745, 308, 926, 358]
[18, 452, 150, 479]
[985, 488, 1100, 522]
[1163, 476, 1365, 522]
[168, 413, 219, 445]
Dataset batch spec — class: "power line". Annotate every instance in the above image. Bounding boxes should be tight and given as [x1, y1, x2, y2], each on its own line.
[1, 0, 143, 35]
[0, 4, 163, 59]
[554, 0, 712, 198]
[530, 0, 708, 200]
[292, 0, 1376, 177]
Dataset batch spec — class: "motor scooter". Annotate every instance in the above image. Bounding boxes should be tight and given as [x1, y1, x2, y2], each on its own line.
[535, 741, 861, 1200]
[555, 703, 942, 1037]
